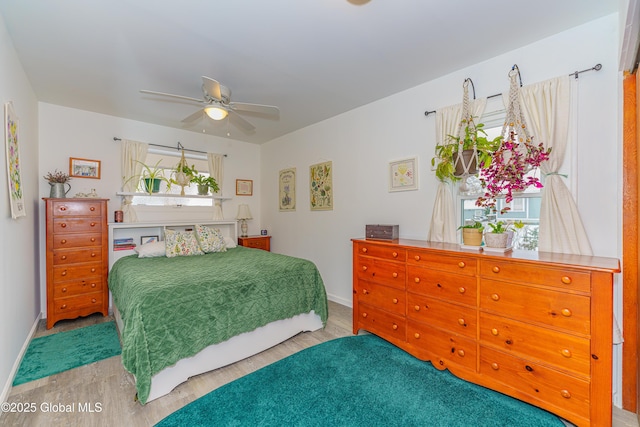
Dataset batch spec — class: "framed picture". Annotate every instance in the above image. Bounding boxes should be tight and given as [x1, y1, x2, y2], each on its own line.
[279, 168, 296, 211]
[236, 179, 253, 196]
[5, 102, 26, 219]
[389, 156, 418, 192]
[310, 161, 332, 211]
[140, 235, 159, 245]
[70, 157, 101, 179]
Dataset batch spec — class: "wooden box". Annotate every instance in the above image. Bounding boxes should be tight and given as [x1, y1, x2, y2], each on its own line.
[365, 224, 399, 240]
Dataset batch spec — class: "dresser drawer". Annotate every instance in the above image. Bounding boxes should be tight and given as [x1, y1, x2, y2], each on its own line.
[53, 248, 102, 265]
[407, 320, 477, 372]
[356, 242, 406, 262]
[52, 233, 102, 249]
[480, 280, 590, 335]
[51, 200, 103, 217]
[407, 250, 476, 276]
[53, 278, 104, 299]
[407, 266, 476, 306]
[53, 263, 103, 282]
[480, 312, 590, 376]
[52, 292, 105, 315]
[480, 260, 590, 293]
[407, 294, 476, 339]
[480, 346, 590, 420]
[357, 303, 406, 343]
[356, 281, 405, 316]
[52, 218, 103, 234]
[357, 257, 406, 290]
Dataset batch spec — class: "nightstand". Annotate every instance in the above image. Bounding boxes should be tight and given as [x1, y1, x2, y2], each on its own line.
[238, 235, 271, 252]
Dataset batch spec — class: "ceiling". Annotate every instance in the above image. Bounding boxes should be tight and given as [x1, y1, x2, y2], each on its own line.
[0, 0, 621, 144]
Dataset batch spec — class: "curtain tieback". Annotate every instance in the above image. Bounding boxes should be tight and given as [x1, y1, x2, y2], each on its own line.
[544, 172, 568, 178]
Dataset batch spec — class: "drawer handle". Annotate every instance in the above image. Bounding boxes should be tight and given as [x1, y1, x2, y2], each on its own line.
[414, 305, 420, 311]
[91, 268, 96, 273]
[491, 328, 499, 336]
[362, 289, 369, 295]
[61, 287, 67, 293]
[90, 238, 96, 242]
[561, 349, 572, 358]
[91, 298, 97, 303]
[60, 223, 67, 228]
[457, 349, 465, 357]
[457, 318, 466, 326]
[392, 298, 398, 304]
[414, 333, 420, 339]
[61, 239, 67, 244]
[61, 255, 67, 260]
[61, 304, 67, 309]
[560, 390, 572, 399]
[392, 252, 398, 258]
[414, 277, 420, 283]
[60, 206, 67, 211]
[61, 270, 67, 276]
[361, 248, 368, 253]
[561, 308, 572, 317]
[491, 362, 500, 370]
[362, 312, 368, 318]
[561, 276, 572, 284]
[392, 272, 398, 278]
[91, 283, 96, 288]
[414, 255, 421, 261]
[392, 323, 398, 330]
[362, 266, 368, 271]
[458, 261, 466, 268]
[458, 287, 466, 294]
[492, 266, 500, 273]
[91, 252, 96, 257]
[90, 206, 95, 211]
[491, 293, 500, 301]
[90, 222, 96, 227]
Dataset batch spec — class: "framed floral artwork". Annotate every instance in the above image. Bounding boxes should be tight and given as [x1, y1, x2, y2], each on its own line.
[389, 156, 418, 192]
[5, 102, 26, 219]
[279, 168, 296, 211]
[310, 161, 332, 211]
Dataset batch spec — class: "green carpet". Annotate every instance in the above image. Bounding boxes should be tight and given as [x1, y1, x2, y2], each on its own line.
[13, 321, 121, 386]
[156, 334, 564, 427]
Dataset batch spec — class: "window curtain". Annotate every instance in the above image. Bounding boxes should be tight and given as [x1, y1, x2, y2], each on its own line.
[207, 153, 225, 220]
[519, 76, 592, 255]
[427, 98, 487, 243]
[121, 140, 148, 222]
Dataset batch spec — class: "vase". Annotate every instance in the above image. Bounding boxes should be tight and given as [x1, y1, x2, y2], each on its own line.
[143, 178, 161, 194]
[49, 182, 71, 198]
[197, 184, 209, 195]
[484, 232, 510, 248]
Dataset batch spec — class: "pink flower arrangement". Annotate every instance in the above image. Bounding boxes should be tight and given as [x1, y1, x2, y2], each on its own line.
[476, 131, 551, 214]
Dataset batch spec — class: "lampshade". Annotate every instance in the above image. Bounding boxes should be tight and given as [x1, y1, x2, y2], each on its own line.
[236, 204, 253, 220]
[205, 106, 228, 120]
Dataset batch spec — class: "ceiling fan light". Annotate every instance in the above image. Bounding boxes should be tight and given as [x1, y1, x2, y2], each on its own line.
[205, 106, 228, 120]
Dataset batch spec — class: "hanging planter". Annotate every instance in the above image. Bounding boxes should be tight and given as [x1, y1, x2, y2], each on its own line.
[476, 66, 552, 214]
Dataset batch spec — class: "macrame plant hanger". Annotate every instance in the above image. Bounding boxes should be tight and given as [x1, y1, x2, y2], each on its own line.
[454, 78, 479, 190]
[175, 149, 191, 196]
[501, 65, 531, 154]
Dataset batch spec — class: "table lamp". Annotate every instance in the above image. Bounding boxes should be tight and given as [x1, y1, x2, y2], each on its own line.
[236, 204, 253, 237]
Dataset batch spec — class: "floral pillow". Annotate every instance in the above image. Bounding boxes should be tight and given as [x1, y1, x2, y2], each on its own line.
[195, 224, 227, 253]
[164, 228, 204, 258]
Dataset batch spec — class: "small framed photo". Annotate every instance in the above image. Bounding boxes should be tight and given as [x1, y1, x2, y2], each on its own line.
[236, 179, 253, 196]
[389, 156, 418, 192]
[69, 157, 101, 179]
[140, 235, 159, 245]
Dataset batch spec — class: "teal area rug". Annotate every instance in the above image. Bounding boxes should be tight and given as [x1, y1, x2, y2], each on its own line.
[156, 334, 563, 427]
[13, 321, 121, 386]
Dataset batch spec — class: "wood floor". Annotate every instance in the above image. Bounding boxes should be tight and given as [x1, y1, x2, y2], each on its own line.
[3, 301, 638, 427]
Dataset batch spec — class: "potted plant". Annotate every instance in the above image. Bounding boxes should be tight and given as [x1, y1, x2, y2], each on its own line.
[190, 174, 220, 195]
[126, 160, 171, 194]
[484, 220, 524, 248]
[432, 117, 502, 183]
[458, 221, 484, 246]
[44, 169, 72, 198]
[171, 151, 198, 196]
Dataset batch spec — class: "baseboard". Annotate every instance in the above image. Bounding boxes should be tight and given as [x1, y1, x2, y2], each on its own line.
[0, 312, 42, 405]
[327, 293, 352, 308]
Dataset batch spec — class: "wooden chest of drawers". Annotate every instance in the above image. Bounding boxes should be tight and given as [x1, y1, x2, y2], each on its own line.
[44, 198, 109, 329]
[238, 235, 271, 251]
[352, 238, 620, 427]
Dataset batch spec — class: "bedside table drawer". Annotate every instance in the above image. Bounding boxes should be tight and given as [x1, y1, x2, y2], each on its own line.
[238, 236, 271, 251]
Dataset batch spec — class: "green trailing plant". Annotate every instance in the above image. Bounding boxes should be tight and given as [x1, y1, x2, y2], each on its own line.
[190, 174, 220, 194]
[123, 160, 172, 194]
[486, 220, 524, 234]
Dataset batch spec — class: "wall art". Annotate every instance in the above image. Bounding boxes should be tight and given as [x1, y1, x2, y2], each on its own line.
[279, 168, 296, 211]
[69, 157, 101, 179]
[5, 102, 26, 219]
[236, 179, 253, 196]
[389, 156, 418, 192]
[310, 161, 332, 211]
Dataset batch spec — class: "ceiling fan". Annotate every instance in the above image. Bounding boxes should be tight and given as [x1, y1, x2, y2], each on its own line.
[140, 76, 279, 133]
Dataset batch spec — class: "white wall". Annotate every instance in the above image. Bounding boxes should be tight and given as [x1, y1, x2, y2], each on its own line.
[37, 104, 263, 317]
[262, 15, 620, 306]
[0, 14, 40, 402]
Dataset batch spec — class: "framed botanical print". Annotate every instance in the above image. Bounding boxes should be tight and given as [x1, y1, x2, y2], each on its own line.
[310, 161, 332, 211]
[5, 102, 26, 219]
[389, 156, 418, 192]
[279, 168, 296, 211]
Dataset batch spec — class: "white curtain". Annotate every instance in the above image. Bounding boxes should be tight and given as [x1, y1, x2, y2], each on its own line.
[427, 98, 487, 243]
[207, 153, 225, 220]
[520, 76, 592, 255]
[121, 140, 148, 222]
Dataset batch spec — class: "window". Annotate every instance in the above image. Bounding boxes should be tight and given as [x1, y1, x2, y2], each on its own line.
[131, 150, 213, 207]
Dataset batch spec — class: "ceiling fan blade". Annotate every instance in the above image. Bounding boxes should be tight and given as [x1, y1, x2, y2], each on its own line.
[181, 109, 205, 123]
[202, 76, 222, 100]
[140, 89, 203, 104]
[229, 102, 280, 116]
[228, 110, 255, 132]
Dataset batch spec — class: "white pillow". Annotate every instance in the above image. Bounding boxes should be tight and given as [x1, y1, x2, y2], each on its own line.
[224, 236, 237, 248]
[135, 241, 166, 258]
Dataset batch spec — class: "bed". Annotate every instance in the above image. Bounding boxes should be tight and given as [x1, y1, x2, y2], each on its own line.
[108, 231, 328, 404]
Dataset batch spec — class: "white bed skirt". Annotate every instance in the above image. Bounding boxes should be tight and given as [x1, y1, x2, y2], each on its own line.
[113, 306, 324, 403]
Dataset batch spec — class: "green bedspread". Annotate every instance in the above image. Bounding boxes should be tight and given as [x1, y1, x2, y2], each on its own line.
[108, 246, 328, 404]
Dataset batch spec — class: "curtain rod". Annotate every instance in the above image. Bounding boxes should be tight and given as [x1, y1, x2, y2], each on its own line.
[424, 63, 602, 117]
[112, 137, 227, 157]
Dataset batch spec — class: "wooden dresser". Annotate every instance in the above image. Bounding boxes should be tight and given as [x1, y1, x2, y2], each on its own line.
[352, 238, 620, 427]
[44, 198, 109, 329]
[238, 235, 271, 252]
